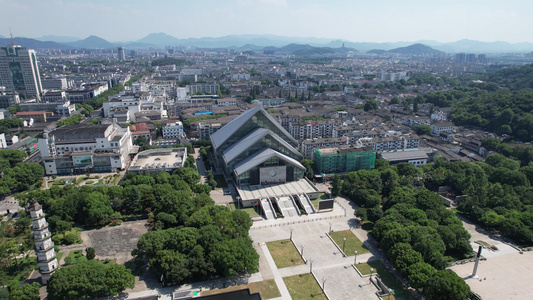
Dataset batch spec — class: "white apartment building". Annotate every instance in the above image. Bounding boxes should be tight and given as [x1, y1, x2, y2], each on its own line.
[162, 121, 184, 139]
[431, 122, 454, 136]
[301, 137, 349, 158]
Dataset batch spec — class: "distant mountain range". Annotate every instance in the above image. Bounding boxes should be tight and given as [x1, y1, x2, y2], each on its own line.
[1, 33, 533, 53]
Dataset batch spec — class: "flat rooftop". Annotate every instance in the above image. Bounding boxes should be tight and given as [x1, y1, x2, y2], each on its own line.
[129, 148, 186, 171]
[237, 179, 320, 202]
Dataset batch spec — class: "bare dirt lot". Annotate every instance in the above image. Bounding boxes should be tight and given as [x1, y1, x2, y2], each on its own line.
[80, 220, 149, 264]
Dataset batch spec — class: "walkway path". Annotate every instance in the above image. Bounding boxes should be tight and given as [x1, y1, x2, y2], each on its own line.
[259, 243, 293, 300]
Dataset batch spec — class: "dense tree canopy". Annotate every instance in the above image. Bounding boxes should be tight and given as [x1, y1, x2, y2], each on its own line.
[342, 161, 472, 298]
[47, 260, 134, 300]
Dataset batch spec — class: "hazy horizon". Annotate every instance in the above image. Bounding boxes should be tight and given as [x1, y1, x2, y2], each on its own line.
[1, 0, 532, 44]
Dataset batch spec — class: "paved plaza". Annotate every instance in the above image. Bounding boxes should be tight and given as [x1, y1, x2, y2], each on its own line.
[449, 217, 533, 299]
[249, 198, 381, 300]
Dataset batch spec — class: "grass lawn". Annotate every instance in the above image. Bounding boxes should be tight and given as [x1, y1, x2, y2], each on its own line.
[356, 261, 413, 300]
[56, 252, 64, 263]
[229, 203, 260, 217]
[201, 279, 280, 299]
[283, 274, 327, 300]
[329, 230, 369, 255]
[266, 239, 305, 269]
[311, 193, 332, 209]
[64, 250, 87, 265]
[214, 175, 228, 188]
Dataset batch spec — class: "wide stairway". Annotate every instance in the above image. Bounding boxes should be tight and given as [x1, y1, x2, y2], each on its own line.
[277, 196, 299, 217]
[261, 198, 276, 220]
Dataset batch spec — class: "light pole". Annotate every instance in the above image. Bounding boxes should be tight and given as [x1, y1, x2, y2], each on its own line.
[290, 228, 293, 240]
[329, 222, 332, 233]
[309, 258, 314, 273]
[301, 245, 305, 257]
[354, 251, 358, 265]
[236, 196, 241, 209]
[370, 268, 374, 282]
[322, 276, 327, 291]
[342, 237, 347, 254]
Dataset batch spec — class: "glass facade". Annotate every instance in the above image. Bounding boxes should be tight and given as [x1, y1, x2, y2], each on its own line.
[226, 133, 301, 171]
[219, 112, 296, 153]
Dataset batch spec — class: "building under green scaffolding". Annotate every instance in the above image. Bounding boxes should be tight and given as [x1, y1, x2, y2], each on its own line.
[313, 146, 376, 174]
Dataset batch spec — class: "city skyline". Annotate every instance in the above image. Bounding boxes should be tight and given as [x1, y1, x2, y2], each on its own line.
[1, 0, 532, 44]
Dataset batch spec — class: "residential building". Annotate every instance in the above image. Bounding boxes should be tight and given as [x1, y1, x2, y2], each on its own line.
[186, 82, 220, 95]
[0, 44, 43, 100]
[301, 137, 349, 158]
[216, 98, 237, 107]
[0, 90, 19, 109]
[431, 122, 454, 136]
[162, 121, 184, 139]
[313, 146, 376, 174]
[39, 123, 133, 175]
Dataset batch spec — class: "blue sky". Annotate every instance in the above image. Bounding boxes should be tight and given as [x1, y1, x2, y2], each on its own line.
[1, 0, 531, 43]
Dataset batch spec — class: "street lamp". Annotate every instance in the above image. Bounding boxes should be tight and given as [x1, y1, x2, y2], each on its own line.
[354, 251, 358, 265]
[342, 237, 347, 254]
[309, 258, 314, 273]
[236, 196, 241, 209]
[322, 277, 327, 290]
[329, 222, 333, 233]
[301, 244, 305, 257]
[370, 268, 374, 281]
[290, 228, 293, 240]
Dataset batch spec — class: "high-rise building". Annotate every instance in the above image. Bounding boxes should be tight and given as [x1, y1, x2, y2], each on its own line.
[117, 47, 125, 61]
[0, 44, 43, 100]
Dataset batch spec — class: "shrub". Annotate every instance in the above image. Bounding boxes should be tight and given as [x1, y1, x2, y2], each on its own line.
[63, 233, 77, 245]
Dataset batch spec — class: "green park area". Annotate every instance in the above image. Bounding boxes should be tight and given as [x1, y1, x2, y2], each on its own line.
[329, 230, 369, 255]
[283, 273, 327, 300]
[201, 279, 281, 299]
[356, 261, 412, 300]
[266, 239, 305, 269]
[64, 250, 88, 265]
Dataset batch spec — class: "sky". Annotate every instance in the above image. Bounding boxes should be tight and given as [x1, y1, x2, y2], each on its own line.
[1, 0, 532, 43]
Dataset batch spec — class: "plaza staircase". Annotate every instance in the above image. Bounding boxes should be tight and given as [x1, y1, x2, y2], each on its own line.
[277, 196, 299, 217]
[261, 198, 276, 220]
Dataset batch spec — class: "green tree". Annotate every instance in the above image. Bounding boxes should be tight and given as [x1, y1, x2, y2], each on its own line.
[85, 247, 96, 260]
[331, 175, 342, 196]
[301, 159, 315, 180]
[423, 270, 470, 300]
[47, 260, 134, 300]
[8, 282, 41, 300]
[364, 99, 378, 111]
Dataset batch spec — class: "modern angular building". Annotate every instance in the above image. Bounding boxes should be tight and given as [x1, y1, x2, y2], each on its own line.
[211, 106, 305, 186]
[39, 123, 133, 175]
[0, 44, 43, 100]
[313, 146, 376, 175]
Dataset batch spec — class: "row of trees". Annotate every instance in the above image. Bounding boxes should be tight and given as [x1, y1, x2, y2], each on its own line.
[342, 162, 473, 299]
[17, 168, 209, 229]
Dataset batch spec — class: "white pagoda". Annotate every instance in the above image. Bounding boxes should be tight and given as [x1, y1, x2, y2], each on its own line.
[30, 201, 58, 284]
